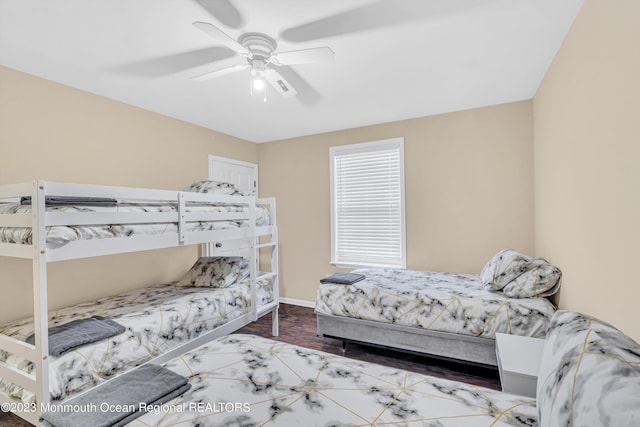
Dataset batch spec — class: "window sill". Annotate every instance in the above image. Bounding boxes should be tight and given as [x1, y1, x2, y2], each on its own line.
[330, 261, 406, 270]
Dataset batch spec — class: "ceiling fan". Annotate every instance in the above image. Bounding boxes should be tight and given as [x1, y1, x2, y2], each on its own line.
[191, 21, 335, 101]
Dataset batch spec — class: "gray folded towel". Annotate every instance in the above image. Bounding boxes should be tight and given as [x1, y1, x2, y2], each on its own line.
[110, 382, 191, 427]
[320, 272, 366, 285]
[21, 196, 118, 206]
[26, 316, 126, 357]
[40, 364, 191, 427]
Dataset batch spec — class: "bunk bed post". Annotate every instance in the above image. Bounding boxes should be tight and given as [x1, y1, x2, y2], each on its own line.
[31, 180, 50, 411]
[248, 196, 257, 322]
[177, 192, 186, 245]
[270, 199, 279, 337]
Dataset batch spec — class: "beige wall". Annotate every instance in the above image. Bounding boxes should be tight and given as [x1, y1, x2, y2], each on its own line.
[0, 65, 258, 324]
[11, 0, 636, 344]
[534, 1, 640, 340]
[259, 101, 534, 303]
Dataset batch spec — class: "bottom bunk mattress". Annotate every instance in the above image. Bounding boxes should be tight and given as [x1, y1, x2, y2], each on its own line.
[0, 258, 274, 404]
[316, 268, 556, 339]
[123, 334, 536, 426]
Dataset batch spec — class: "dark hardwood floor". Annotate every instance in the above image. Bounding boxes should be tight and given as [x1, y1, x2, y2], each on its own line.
[0, 303, 499, 427]
[236, 303, 500, 389]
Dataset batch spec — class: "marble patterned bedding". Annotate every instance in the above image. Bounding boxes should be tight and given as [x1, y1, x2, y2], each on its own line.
[0, 202, 271, 248]
[128, 334, 538, 426]
[536, 310, 640, 426]
[316, 268, 556, 339]
[0, 275, 273, 404]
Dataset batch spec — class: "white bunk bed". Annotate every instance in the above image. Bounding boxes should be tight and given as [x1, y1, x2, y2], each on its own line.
[0, 179, 279, 424]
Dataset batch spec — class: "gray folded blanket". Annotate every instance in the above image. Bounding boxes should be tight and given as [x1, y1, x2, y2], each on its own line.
[26, 316, 126, 357]
[320, 272, 366, 285]
[21, 196, 118, 206]
[41, 364, 191, 427]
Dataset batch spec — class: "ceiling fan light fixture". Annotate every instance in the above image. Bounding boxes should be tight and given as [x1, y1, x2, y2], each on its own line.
[249, 69, 267, 102]
[249, 59, 267, 102]
[252, 76, 265, 91]
[250, 67, 265, 91]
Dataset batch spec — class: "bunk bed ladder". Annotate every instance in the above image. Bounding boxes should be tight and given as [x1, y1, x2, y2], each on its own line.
[257, 198, 279, 336]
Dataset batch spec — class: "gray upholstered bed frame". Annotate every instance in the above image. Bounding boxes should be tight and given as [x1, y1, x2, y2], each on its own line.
[316, 313, 498, 367]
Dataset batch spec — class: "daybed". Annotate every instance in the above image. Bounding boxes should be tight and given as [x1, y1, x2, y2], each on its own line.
[0, 179, 279, 424]
[316, 249, 561, 366]
[37, 310, 640, 426]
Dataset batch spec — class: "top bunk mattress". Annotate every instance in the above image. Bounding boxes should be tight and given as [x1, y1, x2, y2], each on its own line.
[316, 268, 556, 340]
[0, 201, 271, 248]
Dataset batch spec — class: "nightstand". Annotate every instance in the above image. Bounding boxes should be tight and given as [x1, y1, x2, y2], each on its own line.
[495, 333, 545, 398]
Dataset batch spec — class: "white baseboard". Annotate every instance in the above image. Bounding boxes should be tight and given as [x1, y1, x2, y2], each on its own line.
[279, 297, 315, 308]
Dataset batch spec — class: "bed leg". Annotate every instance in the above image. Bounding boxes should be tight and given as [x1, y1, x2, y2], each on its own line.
[342, 340, 348, 354]
[271, 306, 279, 337]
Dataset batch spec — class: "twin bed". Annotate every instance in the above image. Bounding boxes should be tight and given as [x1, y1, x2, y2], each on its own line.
[0, 179, 279, 424]
[0, 258, 275, 405]
[317, 249, 562, 366]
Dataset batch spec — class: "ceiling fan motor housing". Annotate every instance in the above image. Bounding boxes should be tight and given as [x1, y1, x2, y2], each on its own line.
[238, 32, 278, 64]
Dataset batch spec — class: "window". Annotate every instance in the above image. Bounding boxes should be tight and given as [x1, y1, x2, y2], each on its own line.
[330, 138, 406, 268]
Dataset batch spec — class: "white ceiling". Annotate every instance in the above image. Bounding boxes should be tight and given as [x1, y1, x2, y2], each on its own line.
[0, 0, 583, 143]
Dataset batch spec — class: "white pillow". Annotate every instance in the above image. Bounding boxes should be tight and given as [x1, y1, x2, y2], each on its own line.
[175, 256, 244, 288]
[479, 248, 531, 291]
[501, 260, 562, 298]
[183, 180, 239, 195]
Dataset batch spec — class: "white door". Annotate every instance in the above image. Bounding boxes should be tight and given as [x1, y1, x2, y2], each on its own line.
[207, 155, 258, 257]
[208, 155, 258, 195]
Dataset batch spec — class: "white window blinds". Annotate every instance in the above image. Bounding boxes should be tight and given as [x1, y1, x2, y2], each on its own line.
[330, 138, 406, 268]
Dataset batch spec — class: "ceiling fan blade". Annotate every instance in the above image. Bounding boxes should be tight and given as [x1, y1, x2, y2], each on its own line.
[112, 47, 235, 77]
[281, 0, 454, 42]
[271, 66, 321, 106]
[191, 64, 248, 81]
[194, 0, 243, 29]
[265, 68, 298, 98]
[193, 21, 249, 55]
[271, 47, 334, 66]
